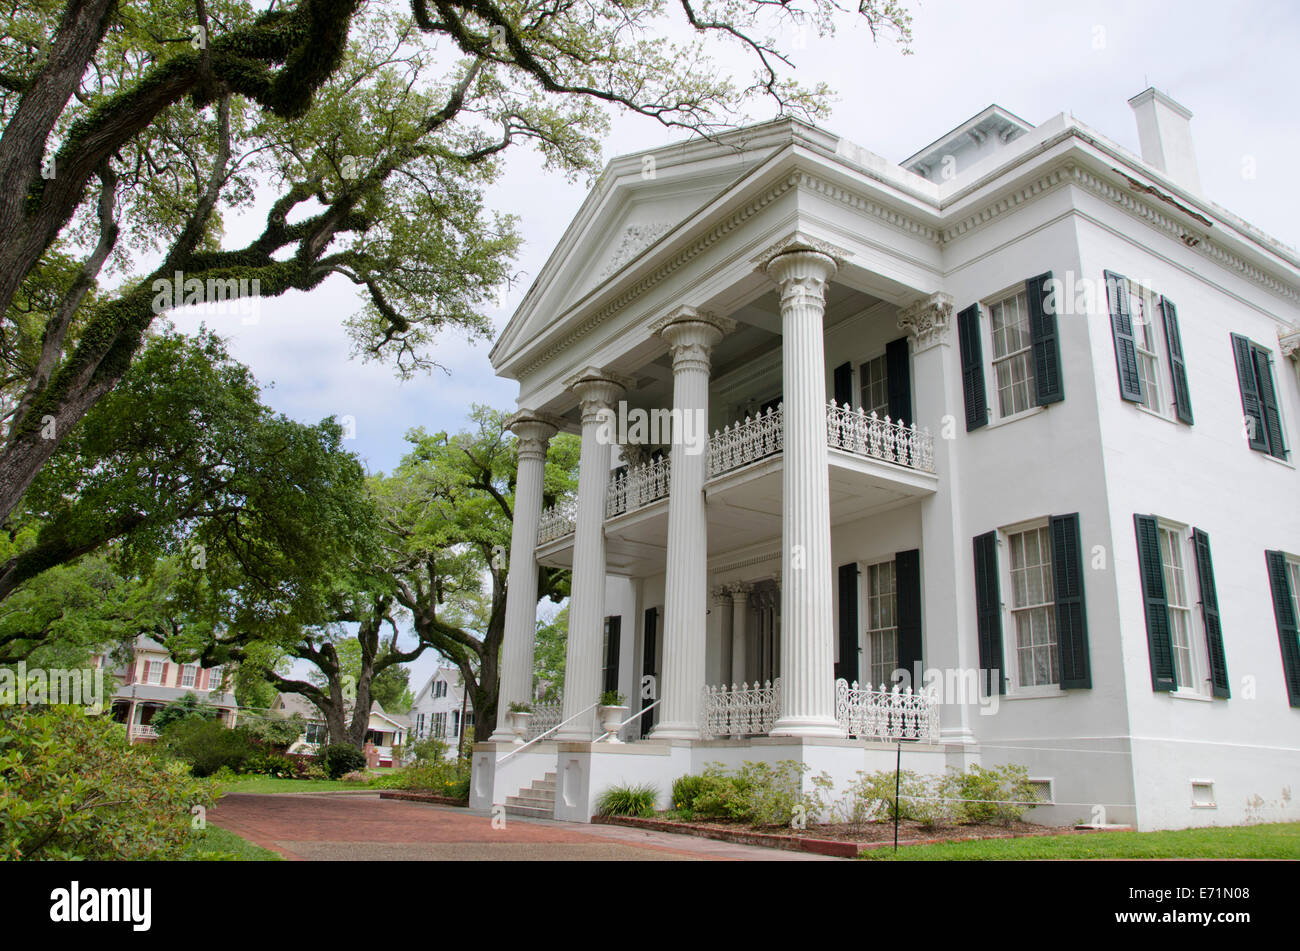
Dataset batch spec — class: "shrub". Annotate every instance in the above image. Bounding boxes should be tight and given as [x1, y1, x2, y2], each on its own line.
[151, 693, 221, 733]
[158, 718, 257, 777]
[598, 690, 625, 706]
[0, 706, 218, 860]
[406, 736, 449, 765]
[596, 783, 657, 817]
[956, 763, 1036, 826]
[243, 751, 296, 778]
[340, 770, 370, 783]
[671, 773, 709, 815]
[318, 744, 368, 779]
[239, 714, 306, 752]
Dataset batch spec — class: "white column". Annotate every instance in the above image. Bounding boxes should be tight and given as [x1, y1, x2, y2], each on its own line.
[489, 411, 560, 742]
[558, 370, 627, 740]
[651, 307, 733, 740]
[714, 585, 733, 684]
[764, 241, 845, 738]
[731, 580, 752, 684]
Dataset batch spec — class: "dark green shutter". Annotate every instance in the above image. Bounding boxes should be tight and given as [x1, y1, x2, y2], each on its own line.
[833, 362, 853, 407]
[972, 531, 1004, 694]
[603, 616, 621, 693]
[639, 607, 658, 736]
[895, 549, 922, 686]
[1026, 271, 1064, 405]
[957, 304, 987, 431]
[1232, 334, 1270, 452]
[1160, 297, 1194, 424]
[1265, 551, 1300, 707]
[1251, 346, 1286, 459]
[1191, 529, 1229, 698]
[1105, 270, 1143, 402]
[836, 563, 859, 684]
[1134, 515, 1176, 692]
[1050, 513, 1091, 688]
[885, 336, 912, 425]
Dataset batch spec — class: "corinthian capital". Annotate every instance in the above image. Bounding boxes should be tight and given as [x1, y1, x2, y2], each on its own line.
[506, 411, 563, 461]
[897, 292, 955, 352]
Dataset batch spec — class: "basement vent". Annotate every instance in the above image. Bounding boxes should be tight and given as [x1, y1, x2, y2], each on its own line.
[1191, 781, 1216, 809]
[1026, 779, 1053, 805]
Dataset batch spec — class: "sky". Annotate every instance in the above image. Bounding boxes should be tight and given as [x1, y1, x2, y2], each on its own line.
[170, 0, 1300, 695]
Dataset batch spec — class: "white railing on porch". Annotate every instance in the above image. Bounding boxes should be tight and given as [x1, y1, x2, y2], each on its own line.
[826, 401, 935, 473]
[537, 496, 577, 545]
[701, 678, 781, 737]
[129, 724, 159, 741]
[835, 678, 939, 742]
[707, 404, 783, 478]
[606, 455, 671, 517]
[523, 700, 564, 741]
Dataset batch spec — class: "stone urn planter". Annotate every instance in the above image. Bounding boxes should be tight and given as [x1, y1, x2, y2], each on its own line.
[598, 705, 629, 742]
[508, 710, 533, 744]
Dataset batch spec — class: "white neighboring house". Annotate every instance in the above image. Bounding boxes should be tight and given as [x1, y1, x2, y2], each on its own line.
[98, 635, 238, 742]
[472, 88, 1300, 831]
[409, 666, 476, 758]
[274, 693, 409, 767]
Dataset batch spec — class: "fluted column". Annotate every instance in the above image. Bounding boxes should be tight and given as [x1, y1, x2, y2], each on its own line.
[730, 580, 752, 685]
[763, 238, 846, 737]
[490, 412, 560, 742]
[714, 585, 733, 684]
[558, 369, 628, 739]
[651, 307, 734, 740]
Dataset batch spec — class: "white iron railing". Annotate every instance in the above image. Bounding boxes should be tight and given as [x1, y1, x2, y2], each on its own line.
[701, 678, 781, 737]
[537, 496, 577, 545]
[523, 700, 564, 741]
[834, 678, 939, 742]
[606, 455, 671, 517]
[826, 401, 935, 473]
[129, 724, 159, 740]
[707, 404, 784, 478]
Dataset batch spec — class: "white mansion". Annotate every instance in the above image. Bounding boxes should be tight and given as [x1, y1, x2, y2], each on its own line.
[470, 89, 1300, 831]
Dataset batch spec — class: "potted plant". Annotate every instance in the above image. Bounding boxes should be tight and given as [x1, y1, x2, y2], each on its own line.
[507, 701, 533, 744]
[597, 690, 628, 742]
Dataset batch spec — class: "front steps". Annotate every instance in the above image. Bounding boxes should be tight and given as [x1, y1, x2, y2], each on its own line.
[505, 771, 556, 819]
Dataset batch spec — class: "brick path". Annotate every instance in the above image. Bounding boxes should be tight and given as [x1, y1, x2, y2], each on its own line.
[209, 793, 837, 861]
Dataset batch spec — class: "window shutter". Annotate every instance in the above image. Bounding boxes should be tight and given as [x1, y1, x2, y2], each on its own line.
[1231, 334, 1270, 452]
[1191, 529, 1229, 698]
[640, 607, 658, 736]
[603, 616, 621, 693]
[1050, 514, 1091, 689]
[833, 362, 853, 407]
[1105, 270, 1143, 402]
[836, 563, 859, 684]
[957, 304, 988, 431]
[1251, 345, 1286, 459]
[1026, 271, 1064, 405]
[1134, 515, 1176, 692]
[885, 336, 912, 425]
[1265, 551, 1300, 707]
[161, 662, 170, 686]
[1159, 298, 1194, 424]
[895, 549, 923, 686]
[972, 531, 1004, 694]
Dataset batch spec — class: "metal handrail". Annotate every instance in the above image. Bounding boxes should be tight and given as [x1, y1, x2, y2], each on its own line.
[497, 702, 598, 765]
[593, 697, 662, 743]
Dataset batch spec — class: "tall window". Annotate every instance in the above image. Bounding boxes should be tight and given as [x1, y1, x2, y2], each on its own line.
[988, 291, 1033, 418]
[146, 660, 164, 685]
[864, 560, 897, 687]
[858, 354, 889, 418]
[1288, 557, 1300, 637]
[207, 666, 223, 691]
[433, 712, 447, 738]
[1008, 525, 1058, 687]
[305, 722, 327, 744]
[434, 680, 447, 698]
[181, 665, 197, 688]
[1157, 524, 1202, 694]
[1129, 283, 1169, 417]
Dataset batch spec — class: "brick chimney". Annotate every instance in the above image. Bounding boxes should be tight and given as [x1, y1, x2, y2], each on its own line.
[1128, 87, 1202, 193]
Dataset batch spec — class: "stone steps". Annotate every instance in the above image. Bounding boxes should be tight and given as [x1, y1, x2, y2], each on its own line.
[504, 771, 557, 819]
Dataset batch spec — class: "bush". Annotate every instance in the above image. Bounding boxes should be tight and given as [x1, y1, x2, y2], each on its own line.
[406, 736, 449, 765]
[0, 706, 218, 860]
[150, 693, 221, 733]
[672, 761, 826, 828]
[243, 751, 296, 778]
[318, 744, 368, 779]
[596, 783, 657, 817]
[956, 763, 1036, 826]
[239, 714, 306, 752]
[671, 773, 709, 815]
[157, 718, 257, 777]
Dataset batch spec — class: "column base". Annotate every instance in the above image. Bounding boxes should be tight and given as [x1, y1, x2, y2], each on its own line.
[487, 729, 518, 744]
[769, 715, 845, 738]
[649, 721, 701, 741]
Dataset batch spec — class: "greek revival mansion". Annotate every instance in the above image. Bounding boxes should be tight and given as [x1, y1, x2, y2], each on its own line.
[470, 88, 1300, 831]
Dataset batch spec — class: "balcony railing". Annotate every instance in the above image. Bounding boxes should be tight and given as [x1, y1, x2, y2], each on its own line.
[826, 400, 935, 473]
[701, 679, 782, 737]
[523, 700, 564, 741]
[537, 495, 577, 545]
[708, 404, 783, 478]
[606, 455, 671, 518]
[835, 679, 939, 742]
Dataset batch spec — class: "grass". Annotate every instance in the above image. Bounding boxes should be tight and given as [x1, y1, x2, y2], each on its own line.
[181, 824, 283, 861]
[214, 775, 369, 795]
[861, 821, 1300, 860]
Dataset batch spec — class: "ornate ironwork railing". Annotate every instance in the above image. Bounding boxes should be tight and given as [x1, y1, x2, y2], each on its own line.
[707, 404, 783, 478]
[537, 496, 577, 545]
[825, 400, 935, 473]
[701, 678, 781, 737]
[523, 700, 564, 741]
[835, 679, 939, 742]
[606, 455, 671, 517]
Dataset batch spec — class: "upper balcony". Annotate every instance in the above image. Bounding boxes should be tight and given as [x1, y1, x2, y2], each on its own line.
[536, 400, 935, 572]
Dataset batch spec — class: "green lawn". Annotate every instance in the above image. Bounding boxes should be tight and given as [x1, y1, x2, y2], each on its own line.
[861, 821, 1300, 860]
[182, 824, 283, 861]
[214, 775, 371, 794]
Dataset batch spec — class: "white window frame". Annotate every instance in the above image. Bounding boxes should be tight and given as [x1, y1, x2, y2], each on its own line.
[1156, 519, 1212, 699]
[207, 666, 222, 692]
[1002, 518, 1062, 695]
[146, 660, 164, 685]
[1128, 280, 1177, 421]
[434, 680, 447, 699]
[1286, 556, 1300, 648]
[983, 288, 1037, 422]
[856, 352, 890, 419]
[859, 557, 898, 688]
[180, 665, 197, 688]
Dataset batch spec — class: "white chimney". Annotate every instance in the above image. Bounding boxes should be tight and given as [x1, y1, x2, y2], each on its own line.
[1128, 87, 1202, 193]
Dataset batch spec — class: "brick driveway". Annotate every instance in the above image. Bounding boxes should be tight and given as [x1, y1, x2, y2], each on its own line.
[209, 793, 835, 861]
